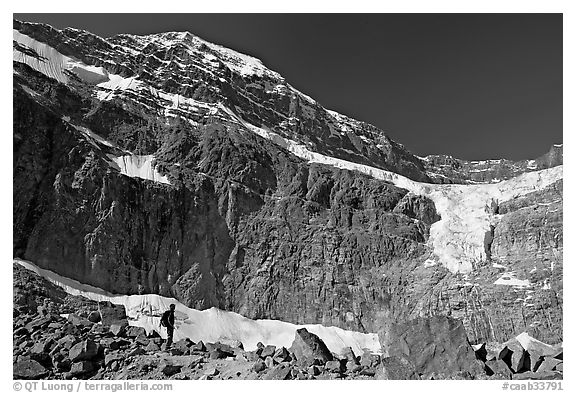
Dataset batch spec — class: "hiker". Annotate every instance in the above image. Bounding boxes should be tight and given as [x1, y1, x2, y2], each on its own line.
[160, 304, 176, 348]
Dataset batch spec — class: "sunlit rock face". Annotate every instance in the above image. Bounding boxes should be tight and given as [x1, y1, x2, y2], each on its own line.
[13, 19, 562, 345]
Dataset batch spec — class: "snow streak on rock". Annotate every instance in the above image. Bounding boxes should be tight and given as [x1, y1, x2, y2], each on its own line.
[15, 259, 380, 355]
[108, 155, 171, 185]
[13, 30, 109, 85]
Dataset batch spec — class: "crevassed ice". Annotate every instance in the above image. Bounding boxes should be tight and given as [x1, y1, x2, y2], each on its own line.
[219, 104, 563, 274]
[13, 30, 109, 85]
[108, 155, 171, 185]
[15, 259, 380, 355]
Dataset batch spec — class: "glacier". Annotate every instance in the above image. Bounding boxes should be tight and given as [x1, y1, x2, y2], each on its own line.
[218, 104, 563, 274]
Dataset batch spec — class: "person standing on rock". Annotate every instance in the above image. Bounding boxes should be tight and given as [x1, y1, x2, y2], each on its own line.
[160, 304, 176, 349]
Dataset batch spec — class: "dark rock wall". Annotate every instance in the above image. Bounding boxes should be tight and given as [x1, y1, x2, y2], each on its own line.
[13, 20, 562, 345]
[13, 75, 436, 333]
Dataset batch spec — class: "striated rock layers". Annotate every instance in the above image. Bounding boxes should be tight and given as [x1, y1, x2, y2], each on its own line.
[13, 19, 562, 346]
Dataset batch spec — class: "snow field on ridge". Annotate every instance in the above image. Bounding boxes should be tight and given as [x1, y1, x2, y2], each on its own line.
[14, 30, 109, 85]
[15, 259, 380, 356]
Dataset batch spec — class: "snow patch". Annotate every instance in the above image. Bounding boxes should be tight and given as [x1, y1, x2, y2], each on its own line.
[96, 74, 142, 101]
[15, 259, 380, 356]
[108, 155, 171, 185]
[494, 272, 531, 288]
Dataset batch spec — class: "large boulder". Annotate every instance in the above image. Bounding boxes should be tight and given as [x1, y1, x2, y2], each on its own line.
[289, 328, 333, 366]
[514, 333, 559, 372]
[24, 317, 52, 332]
[125, 326, 146, 338]
[57, 334, 79, 350]
[206, 342, 235, 359]
[376, 356, 420, 380]
[69, 340, 99, 363]
[13, 359, 48, 379]
[67, 314, 93, 328]
[485, 358, 513, 379]
[209, 347, 233, 359]
[172, 338, 193, 354]
[499, 338, 529, 373]
[69, 361, 94, 376]
[98, 302, 128, 326]
[161, 364, 182, 377]
[219, 338, 243, 349]
[30, 338, 54, 355]
[536, 357, 562, 373]
[379, 315, 485, 378]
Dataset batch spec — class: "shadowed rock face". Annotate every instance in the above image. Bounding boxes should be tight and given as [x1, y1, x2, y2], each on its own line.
[13, 72, 434, 329]
[13, 20, 562, 345]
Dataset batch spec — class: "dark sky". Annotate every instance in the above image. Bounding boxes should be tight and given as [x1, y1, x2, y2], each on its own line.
[14, 14, 562, 160]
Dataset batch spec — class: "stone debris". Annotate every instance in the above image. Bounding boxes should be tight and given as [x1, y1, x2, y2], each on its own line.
[12, 264, 563, 381]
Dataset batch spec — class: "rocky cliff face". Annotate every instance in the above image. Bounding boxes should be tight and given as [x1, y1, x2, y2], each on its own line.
[13, 19, 562, 347]
[13, 19, 429, 182]
[422, 144, 563, 184]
